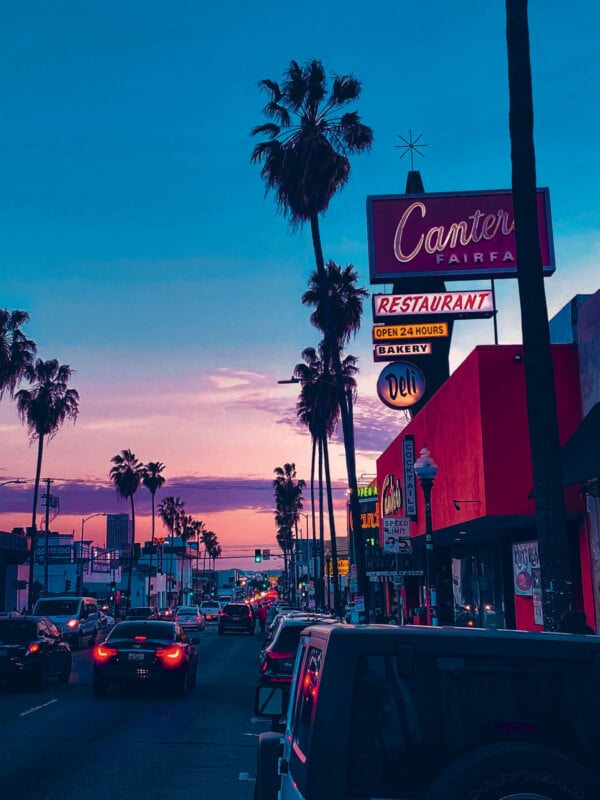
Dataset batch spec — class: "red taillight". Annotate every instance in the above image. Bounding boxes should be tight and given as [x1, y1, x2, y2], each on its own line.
[174, 615, 180, 621]
[219, 611, 228, 618]
[155, 645, 183, 666]
[195, 615, 201, 621]
[95, 644, 118, 661]
[26, 642, 41, 656]
[134, 635, 147, 642]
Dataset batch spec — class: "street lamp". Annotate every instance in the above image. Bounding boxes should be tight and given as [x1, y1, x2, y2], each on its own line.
[414, 446, 438, 626]
[79, 513, 107, 594]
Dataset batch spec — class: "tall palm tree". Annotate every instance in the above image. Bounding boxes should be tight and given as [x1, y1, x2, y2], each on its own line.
[158, 496, 185, 604]
[302, 261, 368, 604]
[252, 62, 372, 607]
[142, 461, 166, 604]
[0, 309, 36, 401]
[16, 358, 79, 608]
[200, 529, 217, 594]
[273, 463, 306, 602]
[505, 0, 573, 630]
[109, 449, 144, 612]
[295, 343, 358, 615]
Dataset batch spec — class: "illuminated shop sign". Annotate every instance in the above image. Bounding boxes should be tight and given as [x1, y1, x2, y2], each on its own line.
[357, 485, 378, 500]
[373, 322, 449, 341]
[366, 188, 554, 282]
[402, 435, 417, 517]
[374, 342, 432, 361]
[376, 361, 426, 409]
[373, 290, 494, 319]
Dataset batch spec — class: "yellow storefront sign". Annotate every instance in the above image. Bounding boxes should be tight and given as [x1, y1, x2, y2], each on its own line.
[372, 322, 449, 342]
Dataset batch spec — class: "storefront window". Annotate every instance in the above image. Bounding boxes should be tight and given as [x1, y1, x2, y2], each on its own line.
[451, 546, 505, 629]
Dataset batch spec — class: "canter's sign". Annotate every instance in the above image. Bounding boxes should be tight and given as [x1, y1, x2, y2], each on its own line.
[366, 188, 555, 282]
[373, 322, 448, 342]
[373, 290, 494, 319]
[374, 343, 432, 361]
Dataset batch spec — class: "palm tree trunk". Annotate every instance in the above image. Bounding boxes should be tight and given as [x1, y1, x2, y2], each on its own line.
[27, 434, 45, 609]
[506, 0, 573, 630]
[309, 212, 368, 613]
[147, 492, 155, 605]
[127, 495, 135, 611]
[318, 435, 326, 609]
[310, 435, 319, 606]
[322, 435, 341, 617]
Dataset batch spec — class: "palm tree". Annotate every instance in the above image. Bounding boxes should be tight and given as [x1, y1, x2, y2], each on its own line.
[252, 61, 372, 608]
[506, 1, 573, 629]
[302, 261, 368, 604]
[109, 449, 144, 612]
[295, 343, 358, 615]
[158, 496, 185, 604]
[273, 463, 306, 603]
[200, 529, 217, 594]
[16, 358, 79, 608]
[142, 461, 166, 604]
[0, 309, 36, 401]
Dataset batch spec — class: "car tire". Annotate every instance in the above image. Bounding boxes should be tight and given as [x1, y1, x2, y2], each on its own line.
[422, 743, 599, 800]
[58, 658, 72, 684]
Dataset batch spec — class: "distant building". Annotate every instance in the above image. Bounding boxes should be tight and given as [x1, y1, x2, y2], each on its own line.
[106, 513, 131, 552]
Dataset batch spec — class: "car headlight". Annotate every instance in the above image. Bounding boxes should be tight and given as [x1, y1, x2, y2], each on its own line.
[66, 618, 79, 629]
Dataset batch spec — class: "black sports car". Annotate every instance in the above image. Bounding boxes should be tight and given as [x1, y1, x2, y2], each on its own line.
[92, 620, 198, 697]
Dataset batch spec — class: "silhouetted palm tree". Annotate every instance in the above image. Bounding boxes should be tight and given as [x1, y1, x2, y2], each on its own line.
[506, 0, 573, 629]
[109, 449, 144, 612]
[0, 309, 36, 401]
[158, 496, 185, 604]
[273, 463, 305, 602]
[302, 261, 367, 602]
[16, 358, 79, 607]
[252, 60, 372, 605]
[295, 343, 357, 614]
[142, 461, 166, 604]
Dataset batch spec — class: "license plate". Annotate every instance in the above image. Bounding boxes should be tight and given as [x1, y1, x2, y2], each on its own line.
[232, 616, 241, 621]
[128, 652, 145, 661]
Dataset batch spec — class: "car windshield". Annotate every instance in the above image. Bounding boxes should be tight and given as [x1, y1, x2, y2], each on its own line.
[128, 608, 153, 615]
[107, 622, 175, 641]
[177, 607, 197, 614]
[0, 620, 37, 644]
[34, 599, 79, 616]
[224, 604, 248, 614]
[271, 624, 307, 652]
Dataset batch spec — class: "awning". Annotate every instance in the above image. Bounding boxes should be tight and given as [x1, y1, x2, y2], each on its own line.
[561, 401, 600, 487]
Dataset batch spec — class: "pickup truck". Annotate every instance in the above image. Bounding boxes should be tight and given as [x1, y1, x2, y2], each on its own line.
[254, 624, 600, 800]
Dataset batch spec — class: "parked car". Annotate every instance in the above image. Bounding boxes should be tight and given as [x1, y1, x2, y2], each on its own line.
[125, 606, 158, 621]
[157, 607, 174, 620]
[0, 616, 72, 690]
[218, 602, 255, 635]
[31, 596, 101, 647]
[173, 606, 205, 631]
[199, 600, 221, 622]
[258, 616, 339, 717]
[92, 620, 198, 697]
[254, 624, 600, 800]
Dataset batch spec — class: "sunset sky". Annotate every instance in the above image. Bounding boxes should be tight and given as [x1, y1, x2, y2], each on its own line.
[1, 2, 598, 572]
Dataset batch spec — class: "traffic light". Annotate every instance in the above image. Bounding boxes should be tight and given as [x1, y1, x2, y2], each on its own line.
[254, 548, 262, 563]
[110, 580, 116, 597]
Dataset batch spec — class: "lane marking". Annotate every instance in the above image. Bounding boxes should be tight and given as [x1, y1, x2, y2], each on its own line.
[20, 698, 58, 717]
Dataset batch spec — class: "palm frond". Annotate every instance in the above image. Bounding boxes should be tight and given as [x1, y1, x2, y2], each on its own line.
[257, 78, 282, 102]
[330, 75, 361, 104]
[251, 122, 281, 139]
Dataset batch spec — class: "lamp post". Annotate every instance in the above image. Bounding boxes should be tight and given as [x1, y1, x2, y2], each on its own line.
[325, 550, 331, 610]
[79, 513, 106, 594]
[414, 446, 438, 626]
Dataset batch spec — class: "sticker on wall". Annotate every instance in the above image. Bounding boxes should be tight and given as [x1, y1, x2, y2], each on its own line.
[376, 361, 426, 409]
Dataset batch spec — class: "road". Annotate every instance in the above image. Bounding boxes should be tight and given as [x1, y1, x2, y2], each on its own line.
[0, 624, 270, 800]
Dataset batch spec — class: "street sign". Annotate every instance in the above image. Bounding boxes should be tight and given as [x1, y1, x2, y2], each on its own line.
[262, 549, 270, 560]
[373, 322, 449, 342]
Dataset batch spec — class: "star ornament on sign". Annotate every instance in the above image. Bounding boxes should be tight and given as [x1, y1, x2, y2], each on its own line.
[395, 129, 427, 171]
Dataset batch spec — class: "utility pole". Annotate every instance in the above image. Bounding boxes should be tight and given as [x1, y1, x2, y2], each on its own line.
[43, 478, 53, 593]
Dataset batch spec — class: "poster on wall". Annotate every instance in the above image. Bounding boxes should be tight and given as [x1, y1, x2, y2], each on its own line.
[512, 541, 540, 597]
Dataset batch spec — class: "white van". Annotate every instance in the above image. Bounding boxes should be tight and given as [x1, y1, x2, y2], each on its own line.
[32, 596, 101, 647]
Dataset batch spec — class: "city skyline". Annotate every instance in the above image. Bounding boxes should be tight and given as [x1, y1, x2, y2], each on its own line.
[1, 2, 599, 571]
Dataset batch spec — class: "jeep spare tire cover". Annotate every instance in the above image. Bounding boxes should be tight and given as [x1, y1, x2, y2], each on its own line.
[422, 743, 598, 800]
